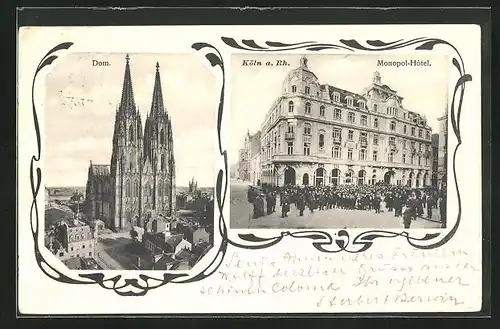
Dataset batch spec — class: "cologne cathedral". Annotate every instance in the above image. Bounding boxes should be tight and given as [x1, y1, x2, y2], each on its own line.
[84, 54, 176, 231]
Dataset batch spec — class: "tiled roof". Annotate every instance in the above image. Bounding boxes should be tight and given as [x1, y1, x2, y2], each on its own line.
[154, 254, 175, 269]
[165, 234, 184, 249]
[175, 249, 192, 261]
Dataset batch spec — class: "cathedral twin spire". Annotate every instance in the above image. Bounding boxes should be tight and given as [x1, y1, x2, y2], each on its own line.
[118, 54, 166, 118]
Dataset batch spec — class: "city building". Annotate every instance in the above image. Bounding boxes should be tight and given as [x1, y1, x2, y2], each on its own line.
[431, 133, 439, 188]
[437, 113, 448, 191]
[257, 56, 433, 187]
[85, 55, 176, 231]
[188, 177, 198, 194]
[46, 218, 97, 261]
[237, 130, 261, 183]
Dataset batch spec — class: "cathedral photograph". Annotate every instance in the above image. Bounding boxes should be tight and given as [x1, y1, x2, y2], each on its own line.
[44, 52, 216, 271]
[229, 53, 449, 230]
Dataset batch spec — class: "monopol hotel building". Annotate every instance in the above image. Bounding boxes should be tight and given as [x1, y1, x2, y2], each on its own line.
[255, 56, 433, 188]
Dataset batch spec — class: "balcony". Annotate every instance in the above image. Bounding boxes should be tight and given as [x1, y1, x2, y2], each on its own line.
[359, 139, 368, 147]
[303, 134, 312, 143]
[285, 132, 295, 140]
[389, 143, 397, 150]
[332, 136, 342, 144]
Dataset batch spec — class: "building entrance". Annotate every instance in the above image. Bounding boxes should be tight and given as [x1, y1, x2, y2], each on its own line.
[284, 167, 296, 185]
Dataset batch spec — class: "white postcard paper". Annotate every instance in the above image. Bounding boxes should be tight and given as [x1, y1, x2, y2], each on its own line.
[17, 24, 483, 314]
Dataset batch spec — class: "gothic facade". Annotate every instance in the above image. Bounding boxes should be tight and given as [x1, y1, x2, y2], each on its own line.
[85, 55, 176, 231]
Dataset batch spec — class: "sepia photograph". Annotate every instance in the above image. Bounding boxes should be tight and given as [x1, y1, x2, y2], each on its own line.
[230, 54, 449, 229]
[44, 53, 216, 271]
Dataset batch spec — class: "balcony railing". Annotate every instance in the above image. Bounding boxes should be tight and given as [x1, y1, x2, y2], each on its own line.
[285, 132, 295, 140]
[333, 136, 342, 143]
[359, 139, 368, 147]
[389, 143, 397, 150]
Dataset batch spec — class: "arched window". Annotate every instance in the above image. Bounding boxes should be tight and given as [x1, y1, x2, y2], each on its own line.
[135, 180, 139, 197]
[390, 121, 397, 131]
[374, 118, 379, 128]
[305, 102, 311, 114]
[288, 101, 294, 112]
[305, 86, 310, 94]
[161, 154, 166, 171]
[348, 112, 355, 123]
[291, 85, 297, 93]
[158, 181, 163, 197]
[318, 132, 325, 149]
[129, 125, 134, 142]
[319, 106, 325, 117]
[126, 180, 131, 197]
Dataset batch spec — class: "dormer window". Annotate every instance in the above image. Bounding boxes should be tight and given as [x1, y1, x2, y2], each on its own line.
[358, 100, 365, 109]
[291, 85, 297, 93]
[305, 86, 310, 94]
[333, 92, 340, 102]
[347, 97, 353, 106]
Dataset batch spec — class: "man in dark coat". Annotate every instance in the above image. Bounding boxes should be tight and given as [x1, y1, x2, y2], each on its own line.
[402, 207, 412, 229]
[281, 195, 290, 218]
[426, 196, 433, 219]
[265, 192, 273, 215]
[439, 194, 447, 228]
[373, 195, 381, 214]
[297, 193, 306, 217]
[393, 195, 403, 217]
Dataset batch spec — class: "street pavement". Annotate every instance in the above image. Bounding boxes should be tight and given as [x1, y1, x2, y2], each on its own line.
[230, 179, 443, 229]
[95, 231, 137, 270]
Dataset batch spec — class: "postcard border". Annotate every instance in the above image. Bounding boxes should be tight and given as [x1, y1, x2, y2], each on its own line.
[217, 37, 472, 253]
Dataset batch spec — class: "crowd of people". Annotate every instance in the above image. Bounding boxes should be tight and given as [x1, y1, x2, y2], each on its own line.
[247, 182, 447, 228]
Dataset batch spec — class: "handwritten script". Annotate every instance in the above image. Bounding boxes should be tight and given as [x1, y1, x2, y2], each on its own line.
[200, 247, 480, 310]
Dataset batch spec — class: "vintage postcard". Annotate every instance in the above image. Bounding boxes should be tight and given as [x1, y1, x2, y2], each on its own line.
[17, 24, 484, 314]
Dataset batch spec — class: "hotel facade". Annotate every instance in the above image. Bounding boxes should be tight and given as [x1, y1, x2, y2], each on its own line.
[258, 56, 433, 188]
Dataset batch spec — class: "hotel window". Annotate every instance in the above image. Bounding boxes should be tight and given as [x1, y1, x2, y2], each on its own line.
[361, 115, 367, 126]
[333, 146, 341, 158]
[333, 128, 342, 141]
[402, 154, 406, 163]
[389, 152, 394, 162]
[291, 85, 297, 93]
[359, 149, 367, 160]
[318, 133, 325, 149]
[418, 156, 421, 165]
[359, 132, 368, 144]
[419, 129, 423, 138]
[390, 120, 397, 131]
[373, 134, 379, 145]
[89, 252, 92, 256]
[288, 124, 294, 133]
[334, 108, 342, 120]
[348, 112, 355, 123]
[404, 125, 407, 134]
[305, 86, 310, 94]
[304, 124, 311, 135]
[347, 148, 353, 160]
[320, 106, 325, 117]
[347, 97, 353, 106]
[288, 101, 294, 112]
[287, 142, 293, 155]
[426, 131, 430, 139]
[359, 100, 365, 109]
[374, 118, 379, 128]
[305, 102, 311, 114]
[348, 130, 354, 141]
[373, 103, 378, 111]
[389, 136, 396, 146]
[411, 154, 415, 164]
[303, 142, 311, 156]
[411, 127, 416, 136]
[403, 140, 407, 149]
[373, 150, 378, 161]
[334, 92, 340, 102]
[425, 157, 429, 166]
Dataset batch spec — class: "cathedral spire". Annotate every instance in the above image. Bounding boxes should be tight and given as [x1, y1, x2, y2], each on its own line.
[119, 54, 136, 112]
[150, 61, 165, 117]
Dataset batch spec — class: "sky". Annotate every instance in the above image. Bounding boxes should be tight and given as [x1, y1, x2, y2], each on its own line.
[44, 52, 217, 188]
[229, 53, 448, 165]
